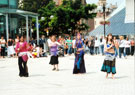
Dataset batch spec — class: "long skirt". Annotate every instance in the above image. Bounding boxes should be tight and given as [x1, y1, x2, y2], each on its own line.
[101, 59, 116, 74]
[8, 46, 15, 56]
[73, 54, 86, 74]
[49, 55, 59, 65]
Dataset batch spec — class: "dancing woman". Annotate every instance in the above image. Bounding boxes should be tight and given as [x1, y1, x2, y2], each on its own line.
[101, 33, 116, 79]
[15, 36, 29, 77]
[73, 33, 86, 74]
[49, 35, 61, 71]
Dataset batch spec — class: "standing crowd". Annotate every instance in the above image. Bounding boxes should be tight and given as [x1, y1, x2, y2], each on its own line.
[0, 35, 134, 59]
[0, 34, 134, 79]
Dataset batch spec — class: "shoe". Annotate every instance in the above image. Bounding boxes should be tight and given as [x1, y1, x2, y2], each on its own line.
[24, 73, 29, 77]
[19, 75, 23, 77]
[19, 74, 24, 77]
[52, 68, 56, 71]
[56, 69, 59, 71]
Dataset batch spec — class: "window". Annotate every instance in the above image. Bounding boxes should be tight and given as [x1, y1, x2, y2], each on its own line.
[0, 0, 8, 5]
[9, 0, 17, 8]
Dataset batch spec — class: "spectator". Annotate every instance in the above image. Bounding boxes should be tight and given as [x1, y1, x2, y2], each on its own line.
[39, 35, 45, 49]
[130, 38, 135, 56]
[66, 37, 72, 55]
[0, 36, 6, 58]
[113, 37, 119, 57]
[99, 36, 105, 55]
[72, 37, 76, 55]
[124, 37, 131, 56]
[47, 36, 52, 55]
[88, 37, 95, 55]
[119, 36, 126, 58]
[7, 37, 15, 57]
[94, 37, 100, 55]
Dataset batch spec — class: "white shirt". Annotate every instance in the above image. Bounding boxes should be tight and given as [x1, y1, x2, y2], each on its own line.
[119, 40, 125, 47]
[0, 39, 6, 47]
[100, 39, 106, 45]
[72, 40, 76, 48]
[47, 39, 51, 46]
[36, 47, 40, 53]
[95, 40, 100, 47]
[124, 40, 131, 48]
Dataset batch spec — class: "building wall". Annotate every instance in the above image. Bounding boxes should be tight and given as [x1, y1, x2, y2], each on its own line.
[87, 19, 95, 32]
[53, 0, 62, 6]
[125, 0, 134, 23]
[0, 0, 18, 8]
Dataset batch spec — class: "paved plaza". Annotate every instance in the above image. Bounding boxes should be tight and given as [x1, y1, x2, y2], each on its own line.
[0, 55, 134, 95]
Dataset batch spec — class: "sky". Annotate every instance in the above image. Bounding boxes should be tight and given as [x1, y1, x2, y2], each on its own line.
[86, 0, 124, 6]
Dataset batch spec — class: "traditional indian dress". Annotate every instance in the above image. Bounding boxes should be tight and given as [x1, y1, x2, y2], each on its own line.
[73, 40, 86, 74]
[101, 43, 116, 74]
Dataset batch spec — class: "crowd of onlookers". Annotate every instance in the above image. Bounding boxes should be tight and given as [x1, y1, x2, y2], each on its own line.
[0, 35, 134, 59]
[83, 36, 135, 58]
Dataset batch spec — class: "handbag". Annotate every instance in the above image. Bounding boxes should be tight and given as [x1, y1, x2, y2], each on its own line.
[22, 54, 28, 62]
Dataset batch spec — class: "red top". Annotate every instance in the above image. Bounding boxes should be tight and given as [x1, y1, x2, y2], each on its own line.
[131, 40, 135, 46]
[57, 38, 61, 43]
[15, 41, 28, 53]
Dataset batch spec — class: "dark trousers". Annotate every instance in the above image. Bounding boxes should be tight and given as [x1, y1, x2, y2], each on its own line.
[89, 46, 94, 55]
[119, 47, 126, 58]
[100, 45, 104, 55]
[125, 48, 130, 56]
[131, 46, 135, 56]
[95, 47, 99, 55]
[18, 57, 28, 76]
[1, 47, 5, 57]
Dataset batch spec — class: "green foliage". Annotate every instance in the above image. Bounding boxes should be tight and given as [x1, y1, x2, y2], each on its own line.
[20, 0, 52, 13]
[21, 0, 97, 36]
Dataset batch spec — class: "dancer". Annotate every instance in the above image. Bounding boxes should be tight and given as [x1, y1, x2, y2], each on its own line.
[15, 36, 29, 77]
[73, 33, 86, 74]
[49, 35, 61, 71]
[101, 33, 116, 79]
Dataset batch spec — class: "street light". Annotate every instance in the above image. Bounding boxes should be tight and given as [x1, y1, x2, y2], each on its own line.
[50, 15, 54, 19]
[103, 4, 106, 37]
[41, 17, 45, 20]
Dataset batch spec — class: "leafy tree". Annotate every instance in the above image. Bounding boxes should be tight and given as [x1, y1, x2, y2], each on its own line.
[20, 0, 51, 13]
[21, 0, 97, 36]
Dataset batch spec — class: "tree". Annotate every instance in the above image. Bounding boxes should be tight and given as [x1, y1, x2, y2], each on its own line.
[20, 0, 51, 13]
[48, 0, 97, 35]
[21, 0, 97, 36]
[38, 1, 56, 35]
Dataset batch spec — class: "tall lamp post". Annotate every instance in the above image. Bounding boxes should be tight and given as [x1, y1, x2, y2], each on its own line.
[103, 4, 106, 37]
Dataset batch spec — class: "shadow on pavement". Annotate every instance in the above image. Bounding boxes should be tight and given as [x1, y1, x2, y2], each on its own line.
[30, 74, 46, 77]
[114, 76, 128, 79]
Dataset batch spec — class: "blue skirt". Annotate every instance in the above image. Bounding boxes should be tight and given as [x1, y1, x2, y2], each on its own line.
[101, 59, 116, 74]
[73, 54, 86, 74]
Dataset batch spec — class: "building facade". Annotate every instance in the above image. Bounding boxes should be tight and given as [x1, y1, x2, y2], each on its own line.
[0, 0, 39, 43]
[53, 0, 62, 6]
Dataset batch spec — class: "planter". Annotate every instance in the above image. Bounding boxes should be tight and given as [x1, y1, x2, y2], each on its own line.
[100, 21, 110, 25]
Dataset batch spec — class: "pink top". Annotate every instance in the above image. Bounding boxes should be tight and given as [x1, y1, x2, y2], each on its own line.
[15, 41, 28, 53]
